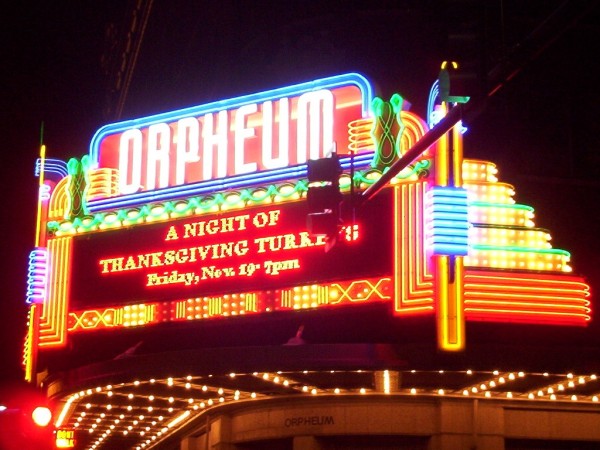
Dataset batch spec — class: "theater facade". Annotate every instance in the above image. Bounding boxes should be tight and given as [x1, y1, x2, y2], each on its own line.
[24, 72, 598, 449]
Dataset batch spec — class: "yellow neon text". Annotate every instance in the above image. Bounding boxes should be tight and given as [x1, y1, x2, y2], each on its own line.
[255, 232, 326, 253]
[99, 240, 250, 273]
[164, 210, 280, 241]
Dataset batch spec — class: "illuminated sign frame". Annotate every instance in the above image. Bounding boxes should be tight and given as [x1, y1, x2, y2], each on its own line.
[89, 73, 373, 204]
[25, 73, 590, 369]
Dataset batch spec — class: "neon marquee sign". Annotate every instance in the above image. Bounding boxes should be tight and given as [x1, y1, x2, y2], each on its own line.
[90, 73, 372, 197]
[24, 72, 590, 378]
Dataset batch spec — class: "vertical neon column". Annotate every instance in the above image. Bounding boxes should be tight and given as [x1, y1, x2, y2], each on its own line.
[24, 304, 38, 383]
[25, 141, 47, 382]
[432, 101, 467, 351]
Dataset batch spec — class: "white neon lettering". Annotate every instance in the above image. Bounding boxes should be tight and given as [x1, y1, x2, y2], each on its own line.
[313, 90, 334, 157]
[113, 89, 337, 193]
[262, 99, 290, 169]
[262, 101, 273, 168]
[176, 117, 200, 185]
[202, 111, 228, 180]
[146, 123, 171, 190]
[119, 129, 143, 195]
[278, 98, 290, 166]
[296, 90, 334, 163]
[234, 103, 258, 174]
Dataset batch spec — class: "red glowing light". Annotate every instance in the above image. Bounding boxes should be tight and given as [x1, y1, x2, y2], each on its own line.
[31, 406, 52, 427]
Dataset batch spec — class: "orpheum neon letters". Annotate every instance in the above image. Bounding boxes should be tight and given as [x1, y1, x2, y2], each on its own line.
[117, 93, 333, 193]
[92, 74, 370, 197]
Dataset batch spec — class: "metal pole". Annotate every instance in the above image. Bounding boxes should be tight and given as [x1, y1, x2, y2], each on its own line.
[359, 104, 465, 205]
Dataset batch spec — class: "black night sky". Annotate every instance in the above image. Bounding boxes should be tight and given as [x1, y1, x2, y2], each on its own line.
[2, 1, 599, 384]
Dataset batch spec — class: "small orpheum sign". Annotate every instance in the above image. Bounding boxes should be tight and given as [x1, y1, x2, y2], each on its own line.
[89, 74, 371, 196]
[55, 429, 75, 448]
[69, 193, 391, 309]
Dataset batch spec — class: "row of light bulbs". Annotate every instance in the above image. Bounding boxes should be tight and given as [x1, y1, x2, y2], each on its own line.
[57, 369, 600, 450]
